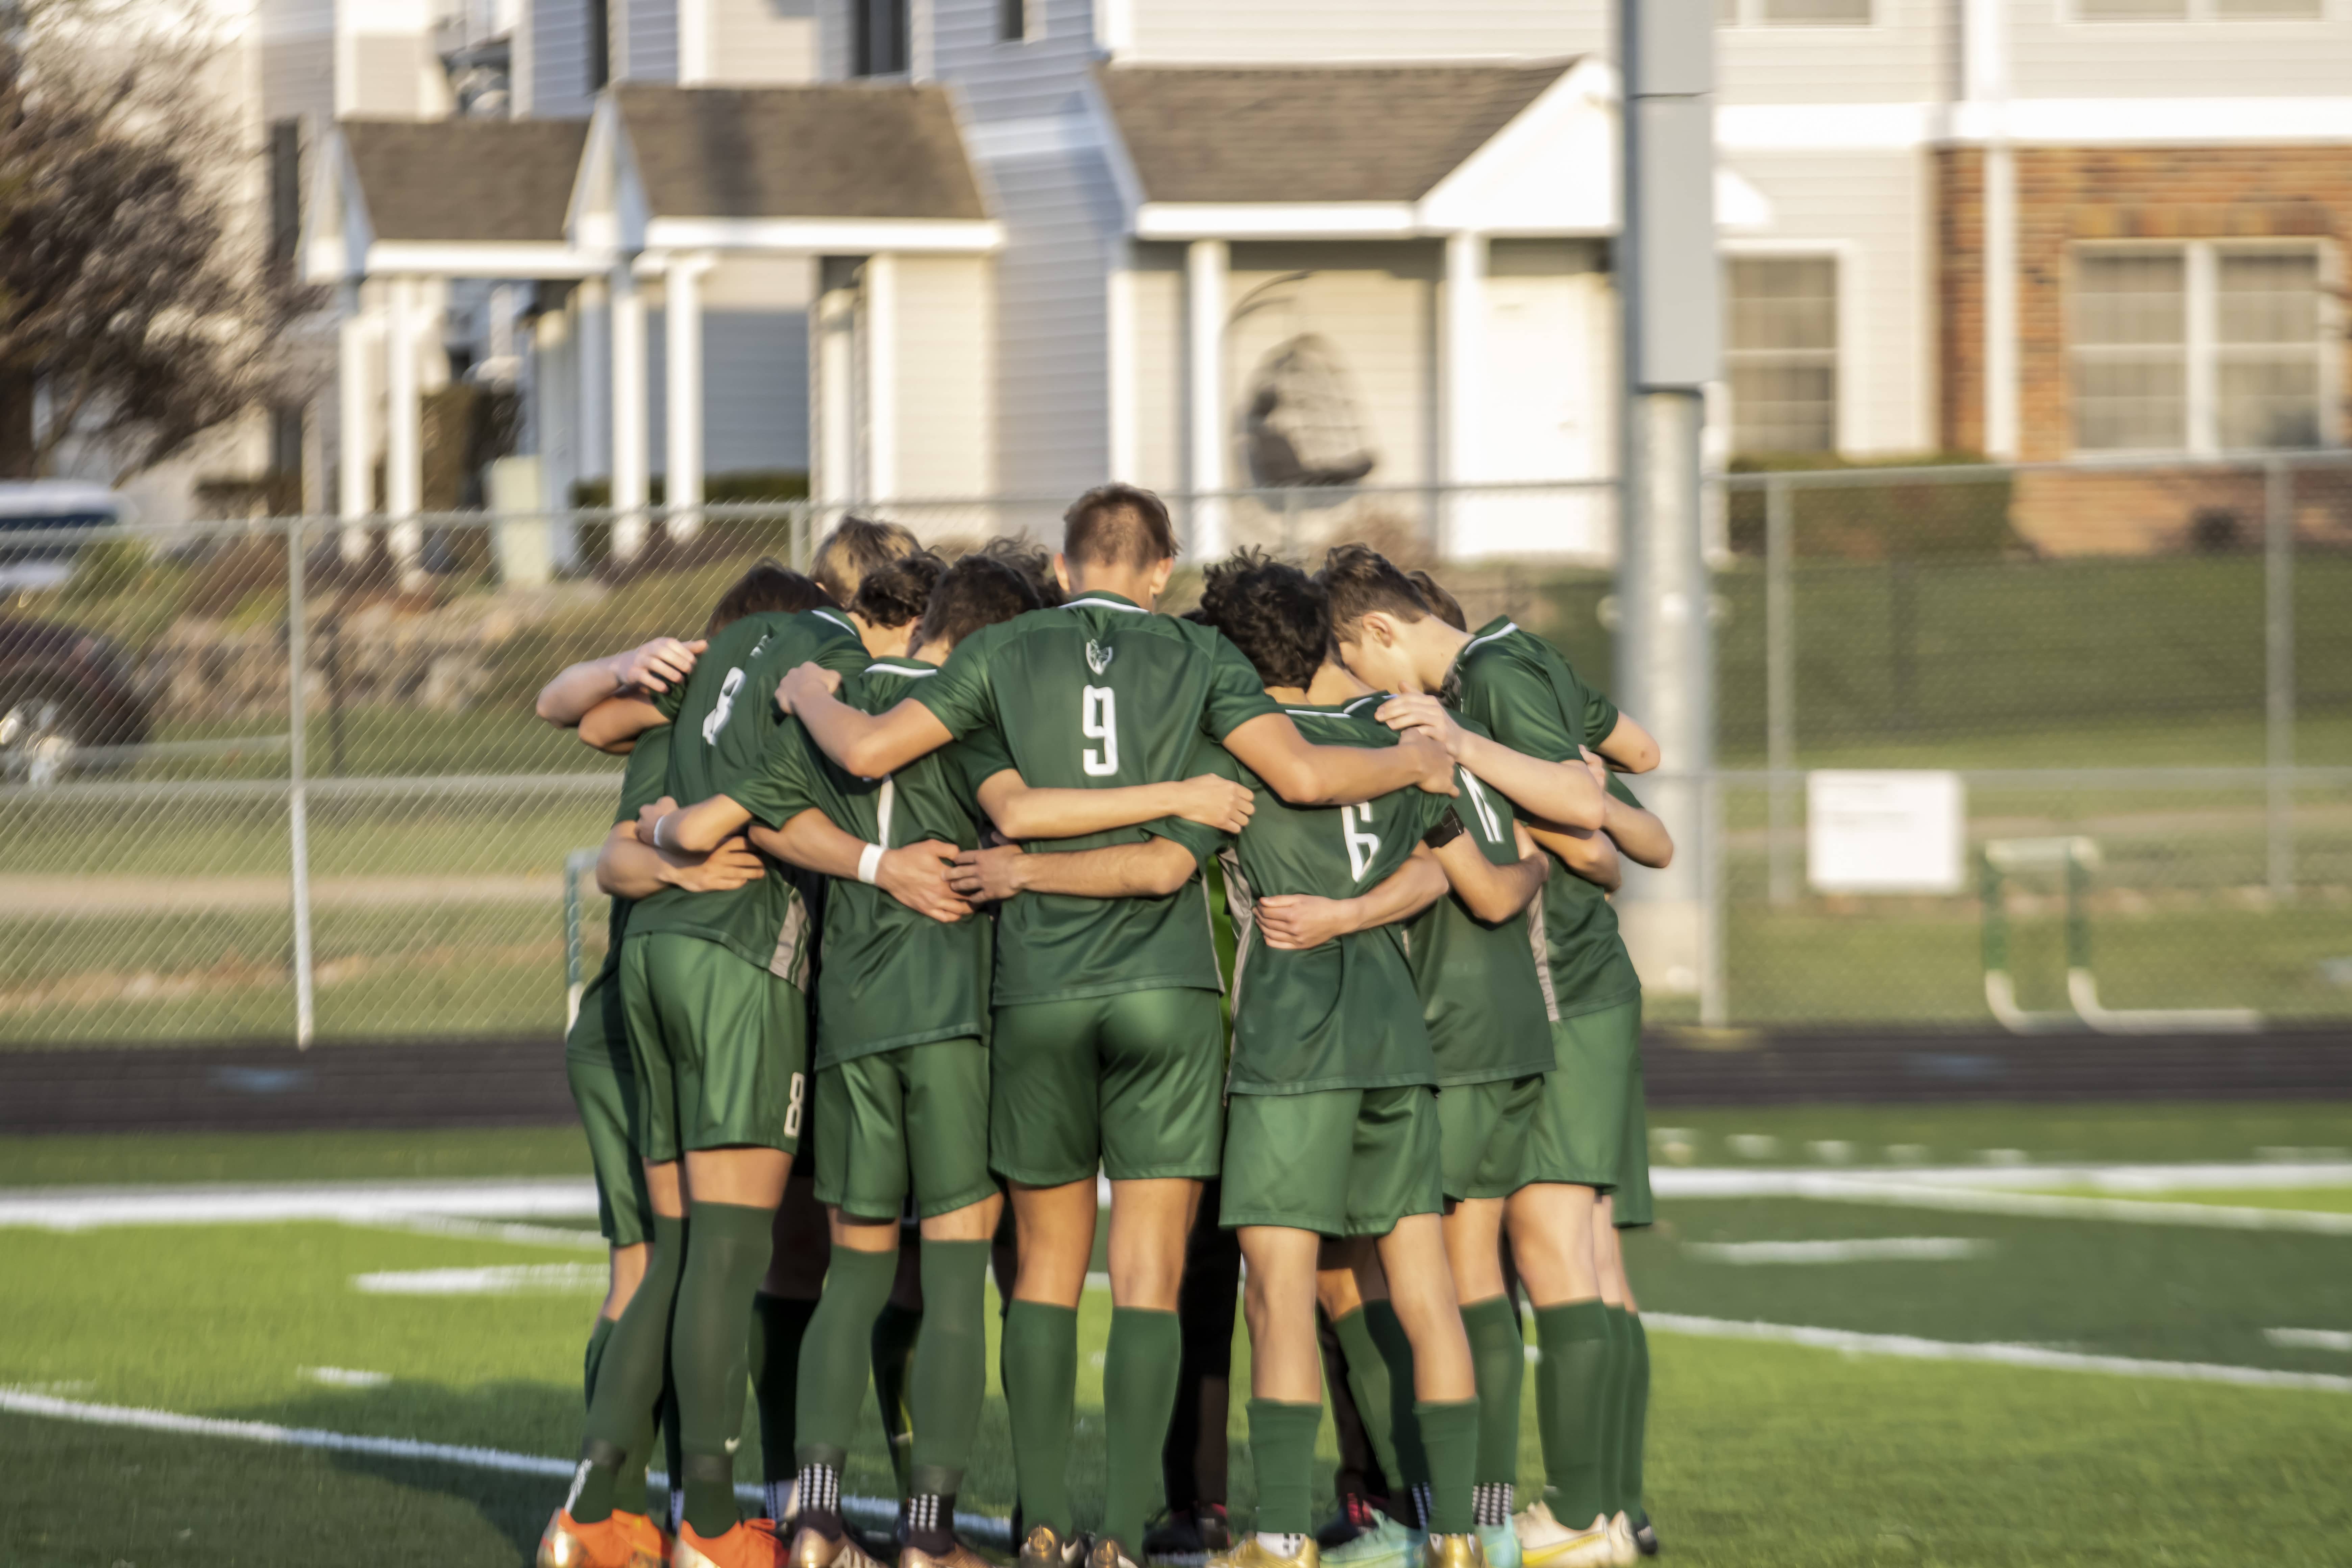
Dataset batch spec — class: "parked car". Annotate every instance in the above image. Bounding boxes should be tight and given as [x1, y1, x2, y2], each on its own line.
[0, 481, 130, 593]
[0, 618, 152, 785]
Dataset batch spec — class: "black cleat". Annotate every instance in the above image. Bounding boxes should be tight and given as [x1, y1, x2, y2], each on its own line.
[1315, 1495, 1391, 1551]
[1145, 1506, 1233, 1561]
[1631, 1518, 1657, 1558]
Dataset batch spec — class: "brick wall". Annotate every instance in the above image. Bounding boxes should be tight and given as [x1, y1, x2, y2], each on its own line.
[1937, 145, 2352, 555]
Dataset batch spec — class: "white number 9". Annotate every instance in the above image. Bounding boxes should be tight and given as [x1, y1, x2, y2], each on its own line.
[1082, 685, 1119, 776]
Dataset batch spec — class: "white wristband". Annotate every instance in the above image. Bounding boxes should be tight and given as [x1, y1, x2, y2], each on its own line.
[651, 814, 669, 852]
[857, 843, 884, 885]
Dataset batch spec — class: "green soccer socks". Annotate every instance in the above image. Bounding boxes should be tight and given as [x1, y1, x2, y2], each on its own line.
[573, 1214, 687, 1525]
[1330, 1306, 1405, 1490]
[1364, 1300, 1431, 1521]
[751, 1290, 820, 1520]
[1413, 1399, 1481, 1537]
[1532, 1300, 1611, 1527]
[1460, 1295, 1524, 1526]
[1102, 1305, 1183, 1555]
[872, 1293, 925, 1494]
[1597, 1306, 1631, 1515]
[791, 1245, 897, 1537]
[584, 1314, 616, 1407]
[1247, 1398, 1324, 1537]
[1004, 1299, 1080, 1539]
[908, 1242, 990, 1497]
[672, 1201, 779, 1540]
[1623, 1312, 1651, 1526]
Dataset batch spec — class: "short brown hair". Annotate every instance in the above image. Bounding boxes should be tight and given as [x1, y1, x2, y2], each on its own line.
[913, 553, 1043, 658]
[1063, 484, 1177, 570]
[1318, 543, 1430, 642]
[977, 534, 1064, 608]
[705, 560, 831, 637]
[852, 550, 947, 630]
[1409, 570, 1467, 633]
[811, 516, 920, 603]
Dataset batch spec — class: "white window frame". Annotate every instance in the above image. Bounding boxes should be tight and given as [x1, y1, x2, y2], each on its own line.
[1718, 0, 1876, 26]
[1720, 240, 1857, 457]
[2063, 0, 2326, 23]
[2066, 237, 2338, 457]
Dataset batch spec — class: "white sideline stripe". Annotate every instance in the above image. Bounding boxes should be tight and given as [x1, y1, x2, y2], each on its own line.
[352, 1264, 607, 1296]
[357, 1215, 608, 1251]
[0, 1178, 600, 1230]
[0, 1389, 1011, 1544]
[1653, 1161, 2352, 1194]
[1683, 1237, 1994, 1265]
[1651, 1171, 2352, 1234]
[302, 1367, 391, 1389]
[2266, 1328, 2352, 1353]
[1644, 1315, 2352, 1395]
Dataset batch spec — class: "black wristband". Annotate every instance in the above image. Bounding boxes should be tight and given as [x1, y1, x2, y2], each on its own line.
[1422, 810, 1466, 850]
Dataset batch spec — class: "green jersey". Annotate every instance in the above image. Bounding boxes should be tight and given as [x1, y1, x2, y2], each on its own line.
[727, 658, 1007, 1069]
[1219, 697, 1459, 1096]
[564, 725, 675, 1064]
[912, 591, 1281, 1006]
[625, 608, 870, 981]
[1447, 616, 1641, 1017]
[1398, 714, 1554, 1086]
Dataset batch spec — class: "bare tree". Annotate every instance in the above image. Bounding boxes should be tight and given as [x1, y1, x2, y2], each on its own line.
[0, 0, 297, 480]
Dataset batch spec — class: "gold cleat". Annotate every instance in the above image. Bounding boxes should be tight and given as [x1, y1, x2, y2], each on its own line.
[1207, 1538, 1322, 1568]
[784, 1524, 886, 1568]
[902, 1543, 996, 1568]
[1422, 1535, 1490, 1568]
[1020, 1525, 1091, 1568]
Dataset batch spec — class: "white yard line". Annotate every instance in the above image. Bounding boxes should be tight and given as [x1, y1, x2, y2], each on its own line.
[0, 1179, 600, 1230]
[2265, 1327, 2352, 1353]
[356, 1214, 609, 1251]
[351, 1264, 608, 1296]
[1649, 1170, 2352, 1233]
[1653, 1161, 2352, 1195]
[1645, 1314, 2352, 1394]
[0, 1388, 1010, 1544]
[1682, 1237, 1995, 1265]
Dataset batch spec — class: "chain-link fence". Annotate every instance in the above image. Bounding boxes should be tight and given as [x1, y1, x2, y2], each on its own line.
[0, 459, 2343, 1045]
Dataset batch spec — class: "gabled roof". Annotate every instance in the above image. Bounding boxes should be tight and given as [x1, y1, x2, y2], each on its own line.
[1094, 60, 1577, 206]
[610, 83, 987, 221]
[340, 118, 590, 242]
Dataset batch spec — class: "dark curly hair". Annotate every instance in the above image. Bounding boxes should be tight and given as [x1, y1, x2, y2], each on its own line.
[913, 553, 1044, 659]
[705, 560, 831, 637]
[977, 534, 1064, 608]
[1198, 548, 1329, 691]
[851, 549, 947, 631]
[1318, 542, 1430, 643]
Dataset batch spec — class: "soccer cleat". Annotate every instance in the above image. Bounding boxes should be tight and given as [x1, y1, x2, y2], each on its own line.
[1421, 1536, 1490, 1568]
[1020, 1524, 1092, 1568]
[1476, 1525, 1520, 1568]
[1629, 1518, 1657, 1559]
[1510, 1503, 1613, 1568]
[902, 1543, 996, 1568]
[1206, 1538, 1322, 1568]
[675, 1517, 790, 1568]
[1089, 1536, 1142, 1568]
[1604, 1516, 1638, 1568]
[539, 1508, 667, 1568]
[1321, 1513, 1418, 1568]
[1146, 1504, 1234, 1561]
[1316, 1495, 1388, 1551]
[782, 1523, 886, 1568]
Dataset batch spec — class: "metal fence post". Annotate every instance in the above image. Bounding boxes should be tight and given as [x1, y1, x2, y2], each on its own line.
[1765, 473, 1796, 905]
[1700, 767, 1728, 1027]
[2265, 457, 2295, 900]
[286, 517, 316, 1048]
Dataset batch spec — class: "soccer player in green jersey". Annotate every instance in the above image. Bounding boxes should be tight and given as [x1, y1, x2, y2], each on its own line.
[1182, 552, 1544, 1568]
[1319, 549, 1672, 1568]
[777, 487, 1458, 1568]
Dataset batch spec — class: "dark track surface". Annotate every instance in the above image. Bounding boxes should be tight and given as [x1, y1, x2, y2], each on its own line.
[4, 1026, 2349, 1134]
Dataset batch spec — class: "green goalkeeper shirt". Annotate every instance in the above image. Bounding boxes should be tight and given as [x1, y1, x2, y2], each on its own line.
[910, 591, 1280, 1006]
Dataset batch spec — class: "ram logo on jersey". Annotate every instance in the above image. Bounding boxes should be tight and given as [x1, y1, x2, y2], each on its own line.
[1085, 640, 1115, 677]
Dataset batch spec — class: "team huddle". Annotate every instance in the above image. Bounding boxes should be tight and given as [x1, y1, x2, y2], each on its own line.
[532, 486, 1670, 1568]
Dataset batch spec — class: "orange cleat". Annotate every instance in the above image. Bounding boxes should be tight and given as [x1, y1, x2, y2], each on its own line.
[675, 1517, 790, 1568]
[539, 1508, 668, 1568]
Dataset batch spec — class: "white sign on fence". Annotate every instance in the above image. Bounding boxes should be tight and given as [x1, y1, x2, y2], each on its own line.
[1807, 770, 1966, 895]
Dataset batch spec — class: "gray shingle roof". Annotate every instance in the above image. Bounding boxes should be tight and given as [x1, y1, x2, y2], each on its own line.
[613, 83, 988, 221]
[1096, 60, 1576, 205]
[342, 118, 589, 243]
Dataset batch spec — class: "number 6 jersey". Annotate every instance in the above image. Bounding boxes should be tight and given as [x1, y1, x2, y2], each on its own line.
[911, 590, 1279, 1007]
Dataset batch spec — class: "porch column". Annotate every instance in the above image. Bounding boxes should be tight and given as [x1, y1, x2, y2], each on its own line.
[811, 264, 858, 506]
[337, 281, 374, 562]
[863, 252, 898, 503]
[1443, 230, 1488, 556]
[610, 260, 650, 561]
[383, 274, 424, 585]
[664, 252, 710, 541]
[1186, 238, 1228, 560]
[577, 275, 610, 490]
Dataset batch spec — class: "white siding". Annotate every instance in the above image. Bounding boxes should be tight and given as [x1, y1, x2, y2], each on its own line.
[647, 261, 814, 479]
[890, 255, 995, 495]
[345, 33, 446, 115]
[2008, 3, 2352, 99]
[709, 0, 820, 83]
[932, 0, 1108, 122]
[1123, 0, 1605, 62]
[1718, 147, 1932, 456]
[618, 0, 680, 80]
[815, 0, 856, 76]
[1715, 0, 1949, 106]
[1127, 243, 1186, 493]
[522, 0, 599, 117]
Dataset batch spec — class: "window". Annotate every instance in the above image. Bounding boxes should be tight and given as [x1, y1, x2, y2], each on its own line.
[853, 0, 910, 75]
[2075, 0, 2319, 18]
[1719, 0, 1872, 23]
[1726, 256, 1839, 455]
[2071, 243, 2328, 453]
[267, 118, 301, 277]
[998, 0, 1033, 42]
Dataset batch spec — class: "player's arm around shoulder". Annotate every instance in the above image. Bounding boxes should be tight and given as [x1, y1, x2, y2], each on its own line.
[948, 834, 1199, 903]
[536, 636, 703, 728]
[1598, 762, 1674, 869]
[1429, 813, 1550, 924]
[594, 813, 765, 899]
[1221, 709, 1457, 808]
[1377, 689, 1605, 831]
[974, 767, 1253, 842]
[1255, 846, 1450, 952]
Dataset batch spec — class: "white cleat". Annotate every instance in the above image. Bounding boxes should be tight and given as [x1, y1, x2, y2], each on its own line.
[1511, 1503, 1613, 1568]
[1605, 1515, 1638, 1568]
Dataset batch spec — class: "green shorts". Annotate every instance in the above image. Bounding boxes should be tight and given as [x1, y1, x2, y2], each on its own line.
[1220, 1085, 1444, 1239]
[565, 971, 653, 1248]
[1612, 1051, 1653, 1229]
[618, 931, 808, 1162]
[1437, 1075, 1544, 1204]
[814, 1039, 997, 1222]
[1518, 997, 1645, 1205]
[988, 988, 1225, 1187]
